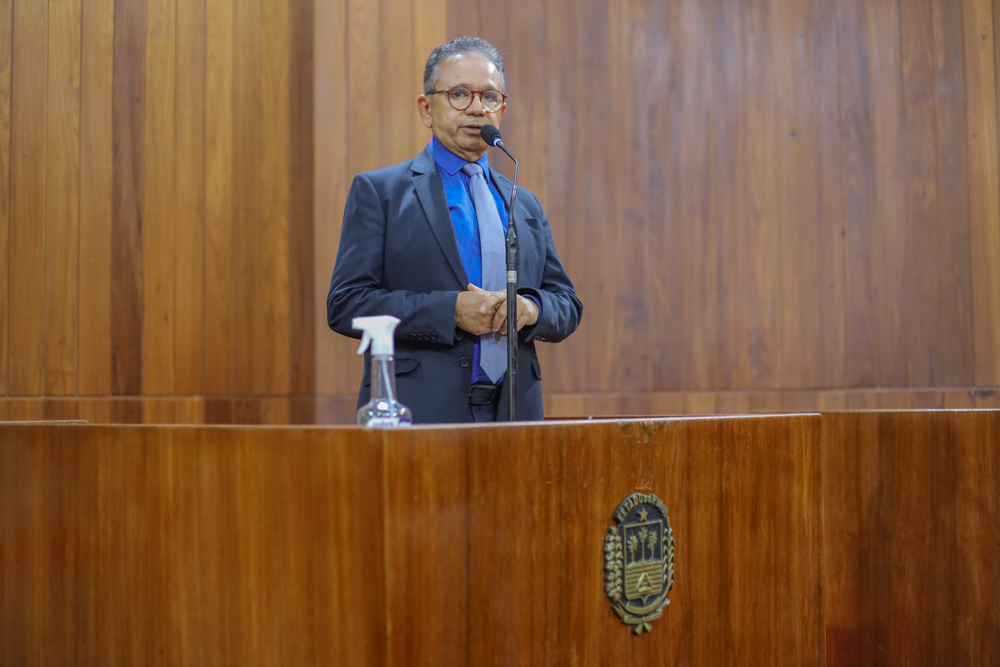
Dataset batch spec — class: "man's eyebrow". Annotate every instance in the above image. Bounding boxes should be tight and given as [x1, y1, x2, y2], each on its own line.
[443, 83, 501, 90]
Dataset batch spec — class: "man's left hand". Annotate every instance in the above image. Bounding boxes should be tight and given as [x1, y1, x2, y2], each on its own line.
[469, 285, 539, 334]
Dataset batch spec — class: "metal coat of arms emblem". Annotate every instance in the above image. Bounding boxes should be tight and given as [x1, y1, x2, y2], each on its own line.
[604, 493, 675, 634]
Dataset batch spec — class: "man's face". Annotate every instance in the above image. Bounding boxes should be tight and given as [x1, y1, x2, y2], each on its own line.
[417, 54, 506, 162]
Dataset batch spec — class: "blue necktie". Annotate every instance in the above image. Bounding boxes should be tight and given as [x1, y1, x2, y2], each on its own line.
[462, 162, 507, 383]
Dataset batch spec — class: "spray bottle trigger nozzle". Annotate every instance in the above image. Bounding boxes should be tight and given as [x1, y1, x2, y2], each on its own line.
[356, 331, 372, 355]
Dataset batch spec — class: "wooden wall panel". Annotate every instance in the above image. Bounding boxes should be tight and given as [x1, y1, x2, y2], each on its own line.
[837, 0, 877, 387]
[775, 0, 819, 389]
[110, 0, 145, 396]
[676, 0, 720, 390]
[711, 1, 750, 389]
[900, 0, 937, 387]
[260, 0, 292, 396]
[143, 0, 177, 396]
[811, 0, 849, 389]
[231, 0, 260, 396]
[288, 0, 315, 396]
[313, 0, 350, 397]
[968, 0, 1000, 385]
[529, 0, 577, 394]
[2, 0, 315, 422]
[4, 0, 1000, 423]
[869, 0, 907, 387]
[609, 0, 654, 394]
[205, 0, 235, 396]
[385, 0, 999, 419]
[9, 0, 47, 397]
[381, 0, 416, 161]
[174, 0, 207, 396]
[744, 0, 782, 389]
[574, 0, 615, 394]
[930, 0, 975, 386]
[45, 0, 82, 397]
[0, 0, 10, 396]
[79, 0, 114, 396]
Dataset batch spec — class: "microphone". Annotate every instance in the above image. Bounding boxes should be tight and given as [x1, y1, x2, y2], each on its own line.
[481, 125, 518, 212]
[481, 124, 520, 421]
[481, 124, 504, 149]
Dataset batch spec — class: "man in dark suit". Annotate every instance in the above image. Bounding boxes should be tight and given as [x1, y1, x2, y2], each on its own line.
[327, 36, 582, 423]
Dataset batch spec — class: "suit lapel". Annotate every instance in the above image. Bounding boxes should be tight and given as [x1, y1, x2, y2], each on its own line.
[411, 146, 469, 287]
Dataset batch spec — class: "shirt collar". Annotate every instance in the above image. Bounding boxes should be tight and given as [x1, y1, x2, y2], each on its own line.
[430, 136, 492, 181]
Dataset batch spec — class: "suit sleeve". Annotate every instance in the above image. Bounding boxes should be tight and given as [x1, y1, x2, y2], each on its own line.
[515, 194, 583, 344]
[327, 173, 460, 343]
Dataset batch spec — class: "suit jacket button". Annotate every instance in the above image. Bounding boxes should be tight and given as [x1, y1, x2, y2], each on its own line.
[430, 333, 438, 340]
[459, 357, 470, 368]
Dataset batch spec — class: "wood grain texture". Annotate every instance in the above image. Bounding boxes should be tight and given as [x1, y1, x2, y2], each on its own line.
[79, 0, 114, 396]
[0, 416, 823, 665]
[231, 0, 260, 395]
[111, 0, 145, 396]
[288, 0, 314, 396]
[823, 410, 1000, 666]
[258, 0, 291, 396]
[412, 0, 447, 158]
[9, 0, 48, 396]
[538, 389, 1000, 419]
[814, 0, 850, 389]
[775, 0, 819, 389]
[4, 0, 1000, 422]
[930, 0, 975, 386]
[44, 0, 82, 396]
[743, 0, 781, 389]
[900, 0, 941, 387]
[142, 0, 176, 396]
[174, 0, 207, 395]
[5, 0, 316, 412]
[0, 0, 10, 396]
[205, 0, 235, 396]
[0, 423, 390, 665]
[967, 0, 1000, 385]
[869, 0, 908, 387]
[386, 416, 824, 665]
[313, 0, 352, 396]
[668, 1, 720, 390]
[380, 0, 416, 164]
[837, 0, 877, 387]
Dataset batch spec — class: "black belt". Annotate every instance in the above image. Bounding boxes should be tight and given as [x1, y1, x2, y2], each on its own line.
[468, 382, 501, 405]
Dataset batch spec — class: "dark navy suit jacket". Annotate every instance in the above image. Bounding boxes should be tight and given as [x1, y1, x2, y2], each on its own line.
[327, 144, 583, 424]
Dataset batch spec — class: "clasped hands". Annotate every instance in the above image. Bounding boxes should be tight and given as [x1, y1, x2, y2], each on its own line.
[455, 284, 539, 336]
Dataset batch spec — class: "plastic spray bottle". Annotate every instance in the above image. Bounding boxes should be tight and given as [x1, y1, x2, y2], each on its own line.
[353, 315, 413, 427]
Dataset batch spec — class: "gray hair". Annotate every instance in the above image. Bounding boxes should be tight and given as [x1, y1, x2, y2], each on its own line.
[422, 36, 505, 94]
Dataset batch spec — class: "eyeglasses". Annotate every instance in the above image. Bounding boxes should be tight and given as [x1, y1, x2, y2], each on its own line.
[427, 86, 507, 112]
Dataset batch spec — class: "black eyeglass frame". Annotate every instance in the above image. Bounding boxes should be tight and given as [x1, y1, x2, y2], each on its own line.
[426, 86, 508, 112]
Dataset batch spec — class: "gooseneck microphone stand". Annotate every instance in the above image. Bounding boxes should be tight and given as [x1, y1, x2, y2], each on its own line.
[481, 124, 519, 421]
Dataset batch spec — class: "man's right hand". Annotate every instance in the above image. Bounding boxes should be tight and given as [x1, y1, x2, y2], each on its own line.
[455, 284, 505, 335]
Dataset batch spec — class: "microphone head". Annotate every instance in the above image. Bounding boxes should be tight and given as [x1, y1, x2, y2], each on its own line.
[480, 124, 503, 147]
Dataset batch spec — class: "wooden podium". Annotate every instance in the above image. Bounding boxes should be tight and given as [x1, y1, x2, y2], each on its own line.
[4, 412, 998, 665]
[0, 416, 823, 666]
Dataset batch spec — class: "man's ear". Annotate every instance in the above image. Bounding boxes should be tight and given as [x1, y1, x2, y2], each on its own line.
[417, 95, 433, 128]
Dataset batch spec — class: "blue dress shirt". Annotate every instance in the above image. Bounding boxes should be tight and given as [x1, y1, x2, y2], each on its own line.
[430, 137, 510, 385]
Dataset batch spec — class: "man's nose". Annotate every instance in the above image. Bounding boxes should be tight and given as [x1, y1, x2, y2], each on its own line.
[466, 93, 487, 114]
